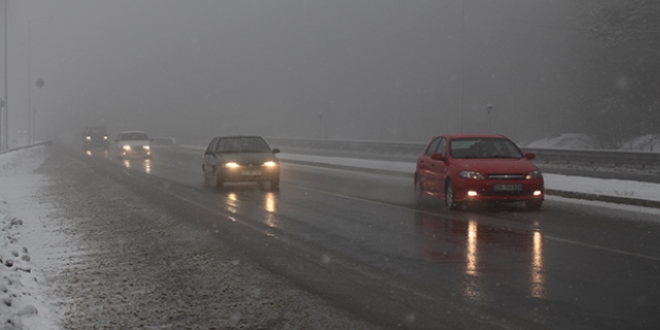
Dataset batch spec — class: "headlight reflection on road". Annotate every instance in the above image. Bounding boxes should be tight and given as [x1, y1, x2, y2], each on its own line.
[466, 220, 478, 276]
[463, 220, 482, 299]
[226, 193, 239, 214]
[531, 231, 545, 298]
[264, 192, 278, 228]
[265, 192, 276, 213]
[122, 159, 151, 174]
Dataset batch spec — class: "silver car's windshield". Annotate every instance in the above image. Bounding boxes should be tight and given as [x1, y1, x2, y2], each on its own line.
[120, 133, 149, 141]
[215, 137, 271, 153]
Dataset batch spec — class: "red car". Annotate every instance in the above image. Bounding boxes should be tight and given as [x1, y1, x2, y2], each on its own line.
[414, 134, 544, 210]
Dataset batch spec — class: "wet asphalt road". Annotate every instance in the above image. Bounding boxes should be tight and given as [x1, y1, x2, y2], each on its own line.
[74, 144, 660, 329]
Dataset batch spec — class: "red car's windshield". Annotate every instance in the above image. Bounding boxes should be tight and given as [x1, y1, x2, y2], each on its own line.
[450, 138, 523, 159]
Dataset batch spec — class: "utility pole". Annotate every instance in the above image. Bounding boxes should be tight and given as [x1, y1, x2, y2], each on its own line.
[486, 103, 493, 133]
[27, 16, 52, 145]
[457, 0, 465, 133]
[2, 0, 8, 151]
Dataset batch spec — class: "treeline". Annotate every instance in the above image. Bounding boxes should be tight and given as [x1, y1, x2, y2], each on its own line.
[570, 1, 660, 148]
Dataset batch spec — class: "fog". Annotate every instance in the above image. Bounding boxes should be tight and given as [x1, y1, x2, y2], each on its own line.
[2, 0, 576, 144]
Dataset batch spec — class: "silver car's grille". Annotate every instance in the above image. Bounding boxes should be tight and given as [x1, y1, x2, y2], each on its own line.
[488, 174, 524, 180]
[238, 162, 258, 167]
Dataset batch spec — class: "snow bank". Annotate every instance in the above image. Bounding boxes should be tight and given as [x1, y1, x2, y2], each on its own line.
[524, 133, 595, 149]
[0, 146, 55, 330]
[620, 134, 660, 152]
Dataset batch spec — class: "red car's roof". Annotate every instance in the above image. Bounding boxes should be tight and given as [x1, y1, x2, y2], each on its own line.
[433, 133, 509, 140]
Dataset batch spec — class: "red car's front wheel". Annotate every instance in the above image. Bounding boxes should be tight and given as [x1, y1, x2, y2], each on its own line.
[414, 177, 424, 204]
[445, 181, 460, 211]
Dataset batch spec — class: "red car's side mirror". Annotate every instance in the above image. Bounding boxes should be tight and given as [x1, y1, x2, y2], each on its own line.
[431, 152, 444, 161]
[525, 152, 536, 160]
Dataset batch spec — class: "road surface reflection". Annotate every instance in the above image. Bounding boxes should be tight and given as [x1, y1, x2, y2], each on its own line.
[84, 149, 110, 159]
[122, 158, 151, 174]
[415, 211, 545, 299]
[216, 190, 279, 228]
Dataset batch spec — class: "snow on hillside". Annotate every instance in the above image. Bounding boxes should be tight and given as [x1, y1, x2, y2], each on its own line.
[525, 133, 660, 152]
[620, 134, 660, 152]
[524, 133, 596, 149]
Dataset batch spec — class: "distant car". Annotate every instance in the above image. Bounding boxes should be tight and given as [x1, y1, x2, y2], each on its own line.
[202, 136, 280, 191]
[115, 131, 152, 159]
[414, 134, 544, 210]
[82, 126, 109, 150]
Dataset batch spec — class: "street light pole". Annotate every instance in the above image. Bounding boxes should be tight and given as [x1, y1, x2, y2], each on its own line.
[458, 0, 465, 133]
[27, 19, 31, 145]
[2, 0, 8, 151]
[27, 15, 52, 145]
[486, 103, 493, 133]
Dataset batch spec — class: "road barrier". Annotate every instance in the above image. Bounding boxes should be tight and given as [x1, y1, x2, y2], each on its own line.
[267, 137, 660, 168]
[0, 140, 52, 155]
[163, 135, 660, 168]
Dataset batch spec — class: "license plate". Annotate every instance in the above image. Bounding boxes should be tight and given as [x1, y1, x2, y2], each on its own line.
[241, 170, 261, 176]
[493, 184, 522, 192]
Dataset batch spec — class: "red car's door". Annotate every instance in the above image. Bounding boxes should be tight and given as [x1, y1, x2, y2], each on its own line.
[417, 137, 444, 196]
[427, 137, 448, 197]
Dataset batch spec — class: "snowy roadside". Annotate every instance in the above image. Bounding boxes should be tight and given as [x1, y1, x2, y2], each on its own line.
[0, 146, 56, 330]
[1, 145, 384, 329]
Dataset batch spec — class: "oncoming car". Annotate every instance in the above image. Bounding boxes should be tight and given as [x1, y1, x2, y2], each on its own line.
[414, 134, 544, 210]
[115, 131, 152, 159]
[202, 136, 280, 191]
[82, 126, 109, 150]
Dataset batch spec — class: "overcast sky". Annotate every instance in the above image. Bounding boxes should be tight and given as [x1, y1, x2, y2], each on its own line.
[2, 0, 576, 144]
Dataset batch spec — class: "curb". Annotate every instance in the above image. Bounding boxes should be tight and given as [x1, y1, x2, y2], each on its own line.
[545, 189, 660, 209]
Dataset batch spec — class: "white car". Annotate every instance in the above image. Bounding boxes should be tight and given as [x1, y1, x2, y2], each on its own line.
[115, 131, 152, 159]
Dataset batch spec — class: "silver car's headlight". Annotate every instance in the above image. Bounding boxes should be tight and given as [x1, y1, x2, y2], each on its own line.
[143, 145, 150, 150]
[263, 161, 277, 167]
[224, 162, 240, 168]
[459, 170, 485, 180]
[86, 136, 91, 140]
[526, 170, 542, 180]
[122, 145, 131, 151]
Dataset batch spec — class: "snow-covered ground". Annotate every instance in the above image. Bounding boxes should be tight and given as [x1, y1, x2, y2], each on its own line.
[0, 146, 56, 330]
[523, 132, 660, 152]
[524, 133, 597, 149]
[3, 142, 660, 329]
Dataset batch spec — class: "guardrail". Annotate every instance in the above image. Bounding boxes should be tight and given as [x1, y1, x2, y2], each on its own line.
[267, 138, 425, 157]
[168, 135, 660, 169]
[0, 140, 53, 155]
[523, 147, 660, 168]
[266, 137, 660, 168]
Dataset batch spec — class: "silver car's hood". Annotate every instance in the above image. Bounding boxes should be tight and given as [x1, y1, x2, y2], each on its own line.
[118, 140, 151, 147]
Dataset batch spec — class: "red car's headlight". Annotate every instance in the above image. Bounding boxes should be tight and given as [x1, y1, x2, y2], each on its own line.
[526, 170, 543, 180]
[459, 171, 485, 180]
